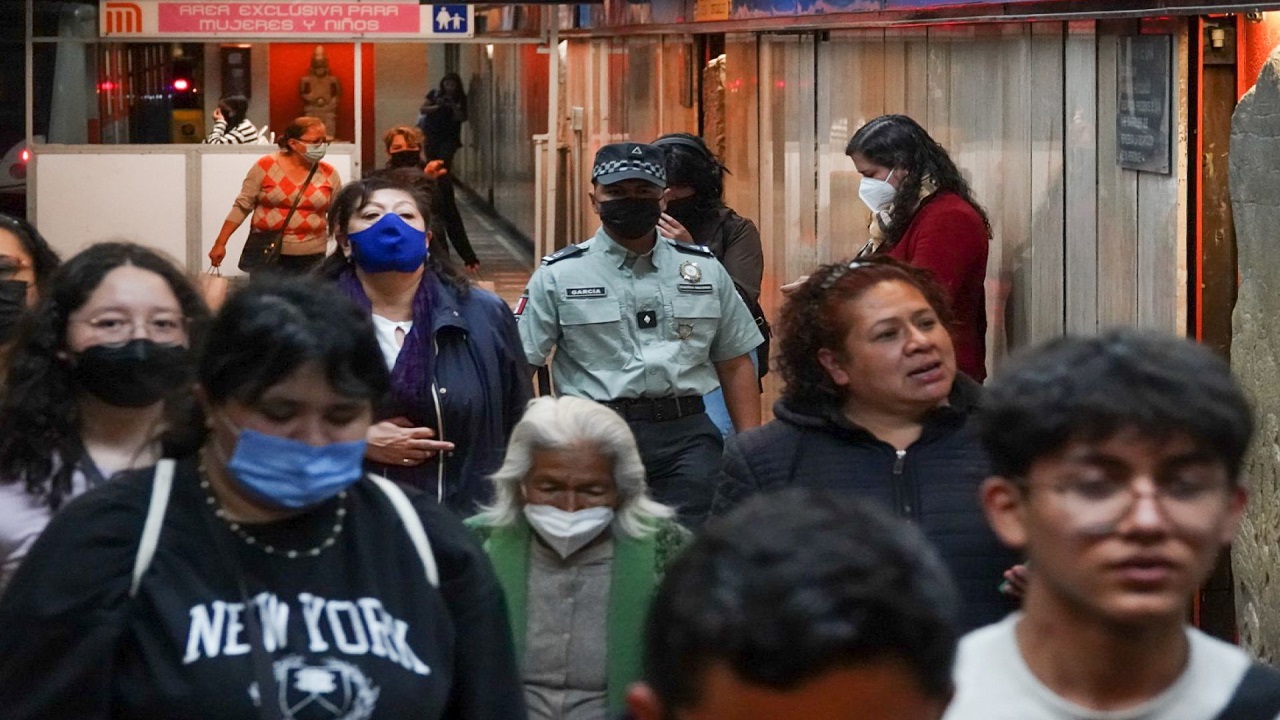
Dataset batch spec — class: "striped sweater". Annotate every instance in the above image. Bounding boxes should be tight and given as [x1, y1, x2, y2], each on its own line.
[204, 118, 264, 145]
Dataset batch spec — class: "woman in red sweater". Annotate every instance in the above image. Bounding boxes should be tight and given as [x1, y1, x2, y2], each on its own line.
[845, 115, 990, 381]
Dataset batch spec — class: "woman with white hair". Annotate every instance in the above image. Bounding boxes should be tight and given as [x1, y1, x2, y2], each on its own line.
[467, 395, 689, 720]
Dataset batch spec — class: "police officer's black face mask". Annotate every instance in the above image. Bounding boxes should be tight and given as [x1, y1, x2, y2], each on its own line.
[598, 197, 662, 240]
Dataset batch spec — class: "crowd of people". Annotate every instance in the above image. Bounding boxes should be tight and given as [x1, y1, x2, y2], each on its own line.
[0, 102, 1276, 720]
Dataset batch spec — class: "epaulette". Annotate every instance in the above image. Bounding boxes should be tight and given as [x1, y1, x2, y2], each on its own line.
[666, 239, 716, 257]
[540, 244, 587, 266]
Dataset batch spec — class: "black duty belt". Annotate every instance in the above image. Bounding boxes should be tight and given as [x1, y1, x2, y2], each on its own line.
[600, 396, 705, 422]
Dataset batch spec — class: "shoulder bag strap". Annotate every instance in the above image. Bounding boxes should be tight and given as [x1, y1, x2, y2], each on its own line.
[270, 160, 321, 260]
[1214, 662, 1280, 720]
[130, 459, 176, 598]
[368, 474, 440, 588]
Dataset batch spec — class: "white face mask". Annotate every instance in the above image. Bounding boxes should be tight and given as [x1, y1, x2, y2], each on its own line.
[523, 504, 614, 559]
[858, 168, 897, 213]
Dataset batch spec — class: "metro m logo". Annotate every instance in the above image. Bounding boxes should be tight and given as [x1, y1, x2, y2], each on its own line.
[103, 2, 143, 34]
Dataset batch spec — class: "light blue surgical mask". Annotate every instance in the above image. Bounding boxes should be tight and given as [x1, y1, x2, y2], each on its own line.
[219, 420, 366, 509]
[348, 212, 429, 274]
[302, 142, 328, 163]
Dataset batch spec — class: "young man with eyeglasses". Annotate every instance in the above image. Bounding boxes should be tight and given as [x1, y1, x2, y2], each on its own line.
[945, 328, 1280, 720]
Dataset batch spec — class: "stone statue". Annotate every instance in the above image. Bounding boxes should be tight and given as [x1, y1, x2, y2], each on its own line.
[299, 46, 341, 137]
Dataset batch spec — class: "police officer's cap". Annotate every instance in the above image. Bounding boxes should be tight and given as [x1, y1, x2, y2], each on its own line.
[592, 142, 667, 188]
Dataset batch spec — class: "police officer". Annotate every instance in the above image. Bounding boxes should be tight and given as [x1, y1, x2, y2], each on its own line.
[518, 142, 762, 525]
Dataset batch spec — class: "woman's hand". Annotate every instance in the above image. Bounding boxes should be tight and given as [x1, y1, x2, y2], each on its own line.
[780, 275, 810, 295]
[999, 563, 1030, 599]
[208, 244, 227, 268]
[366, 416, 455, 467]
[657, 213, 693, 244]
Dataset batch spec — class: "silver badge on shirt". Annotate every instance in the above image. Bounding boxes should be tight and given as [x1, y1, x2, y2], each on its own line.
[678, 261, 702, 283]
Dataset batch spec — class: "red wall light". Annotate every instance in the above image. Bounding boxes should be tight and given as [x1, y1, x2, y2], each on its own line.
[173, 78, 191, 91]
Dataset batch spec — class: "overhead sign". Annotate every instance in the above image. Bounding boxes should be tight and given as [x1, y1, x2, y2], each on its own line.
[429, 4, 469, 33]
[100, 1, 475, 39]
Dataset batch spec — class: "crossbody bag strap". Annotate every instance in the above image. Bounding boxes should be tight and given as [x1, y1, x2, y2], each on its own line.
[271, 160, 320, 258]
[368, 474, 440, 588]
[1213, 662, 1280, 720]
[130, 459, 176, 598]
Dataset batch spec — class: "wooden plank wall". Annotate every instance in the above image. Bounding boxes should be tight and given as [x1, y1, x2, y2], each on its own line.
[1065, 21, 1100, 336]
[560, 36, 699, 242]
[716, 20, 1187, 393]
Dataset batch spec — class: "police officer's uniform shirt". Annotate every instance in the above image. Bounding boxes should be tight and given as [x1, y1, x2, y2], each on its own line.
[519, 228, 762, 401]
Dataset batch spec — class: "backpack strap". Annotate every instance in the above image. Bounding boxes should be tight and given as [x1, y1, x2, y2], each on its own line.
[367, 474, 440, 588]
[130, 459, 176, 598]
[1214, 662, 1280, 720]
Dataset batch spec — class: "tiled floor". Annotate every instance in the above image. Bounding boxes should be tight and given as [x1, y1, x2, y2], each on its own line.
[455, 191, 535, 307]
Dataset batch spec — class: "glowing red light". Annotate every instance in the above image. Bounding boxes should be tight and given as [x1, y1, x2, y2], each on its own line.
[173, 78, 190, 91]
[774, 80, 786, 89]
[20, 149, 29, 163]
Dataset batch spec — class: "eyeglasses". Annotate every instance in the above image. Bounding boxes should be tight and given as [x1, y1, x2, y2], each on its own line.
[1038, 474, 1232, 534]
[76, 314, 188, 344]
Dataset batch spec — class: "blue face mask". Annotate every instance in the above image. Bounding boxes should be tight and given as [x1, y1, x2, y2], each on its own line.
[348, 212, 428, 273]
[221, 424, 367, 510]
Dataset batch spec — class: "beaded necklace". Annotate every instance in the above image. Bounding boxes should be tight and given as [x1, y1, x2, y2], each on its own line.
[199, 466, 348, 560]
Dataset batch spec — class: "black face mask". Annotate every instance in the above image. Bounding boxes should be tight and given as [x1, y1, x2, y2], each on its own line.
[70, 339, 192, 408]
[388, 150, 423, 169]
[0, 280, 27, 344]
[598, 197, 662, 240]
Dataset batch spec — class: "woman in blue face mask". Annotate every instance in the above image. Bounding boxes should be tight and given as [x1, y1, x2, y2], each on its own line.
[0, 277, 527, 720]
[319, 174, 530, 517]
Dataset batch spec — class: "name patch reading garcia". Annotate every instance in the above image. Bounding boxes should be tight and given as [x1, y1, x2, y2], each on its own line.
[566, 287, 607, 299]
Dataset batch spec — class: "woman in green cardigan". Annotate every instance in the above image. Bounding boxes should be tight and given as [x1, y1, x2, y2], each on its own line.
[467, 396, 689, 719]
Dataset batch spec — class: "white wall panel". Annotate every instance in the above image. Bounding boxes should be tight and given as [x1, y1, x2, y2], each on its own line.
[35, 153, 187, 262]
[34, 148, 352, 276]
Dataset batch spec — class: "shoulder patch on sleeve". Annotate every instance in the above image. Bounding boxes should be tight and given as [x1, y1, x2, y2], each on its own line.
[666, 239, 716, 258]
[541, 244, 588, 266]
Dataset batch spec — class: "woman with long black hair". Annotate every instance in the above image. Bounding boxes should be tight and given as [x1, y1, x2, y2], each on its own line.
[845, 114, 991, 381]
[0, 243, 207, 593]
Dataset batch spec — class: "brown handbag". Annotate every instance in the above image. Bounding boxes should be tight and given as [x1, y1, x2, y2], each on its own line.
[238, 161, 319, 273]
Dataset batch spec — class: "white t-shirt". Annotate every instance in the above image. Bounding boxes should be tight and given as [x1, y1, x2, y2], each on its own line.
[944, 613, 1268, 720]
[0, 462, 94, 596]
[371, 314, 413, 371]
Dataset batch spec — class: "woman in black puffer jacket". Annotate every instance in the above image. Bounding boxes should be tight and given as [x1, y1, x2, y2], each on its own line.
[710, 256, 1017, 630]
